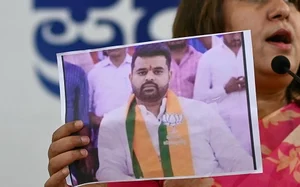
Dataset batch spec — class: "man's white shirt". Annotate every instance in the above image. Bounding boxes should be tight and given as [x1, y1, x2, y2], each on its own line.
[88, 54, 133, 117]
[193, 43, 252, 155]
[96, 96, 254, 181]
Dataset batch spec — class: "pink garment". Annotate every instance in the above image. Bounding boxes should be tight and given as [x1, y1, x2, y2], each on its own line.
[169, 46, 202, 99]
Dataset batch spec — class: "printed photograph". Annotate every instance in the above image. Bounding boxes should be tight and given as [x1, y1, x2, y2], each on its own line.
[57, 30, 262, 186]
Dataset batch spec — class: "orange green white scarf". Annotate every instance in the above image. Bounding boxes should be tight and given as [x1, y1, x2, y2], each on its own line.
[125, 90, 195, 179]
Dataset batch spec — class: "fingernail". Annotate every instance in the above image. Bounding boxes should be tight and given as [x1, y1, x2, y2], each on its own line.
[81, 136, 90, 143]
[62, 168, 69, 175]
[80, 149, 88, 156]
[74, 121, 83, 128]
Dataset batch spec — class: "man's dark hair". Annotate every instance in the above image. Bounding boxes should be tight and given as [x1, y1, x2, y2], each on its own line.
[131, 42, 172, 71]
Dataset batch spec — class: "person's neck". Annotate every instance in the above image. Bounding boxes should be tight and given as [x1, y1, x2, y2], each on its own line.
[230, 46, 240, 56]
[110, 54, 126, 67]
[171, 45, 188, 65]
[199, 36, 212, 50]
[256, 89, 287, 119]
[136, 98, 163, 117]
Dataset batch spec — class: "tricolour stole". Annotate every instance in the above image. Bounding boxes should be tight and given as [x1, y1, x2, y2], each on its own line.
[125, 90, 195, 178]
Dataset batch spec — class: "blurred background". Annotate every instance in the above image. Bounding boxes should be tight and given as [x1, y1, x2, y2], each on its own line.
[0, 1, 223, 186]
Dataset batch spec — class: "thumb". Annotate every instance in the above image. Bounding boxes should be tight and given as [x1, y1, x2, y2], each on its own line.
[44, 168, 70, 187]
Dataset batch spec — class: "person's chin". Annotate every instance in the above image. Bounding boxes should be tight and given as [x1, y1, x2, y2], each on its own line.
[256, 69, 293, 87]
[143, 95, 161, 102]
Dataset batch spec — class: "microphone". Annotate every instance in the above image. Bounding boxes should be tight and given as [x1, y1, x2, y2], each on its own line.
[271, 55, 300, 84]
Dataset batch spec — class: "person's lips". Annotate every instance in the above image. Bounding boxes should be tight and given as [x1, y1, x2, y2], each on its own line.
[266, 28, 292, 51]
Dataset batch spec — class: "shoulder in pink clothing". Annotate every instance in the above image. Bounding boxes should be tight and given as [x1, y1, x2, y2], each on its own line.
[161, 103, 300, 187]
[209, 102, 300, 187]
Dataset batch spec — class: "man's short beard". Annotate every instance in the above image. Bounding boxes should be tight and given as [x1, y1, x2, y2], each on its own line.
[132, 82, 169, 103]
[224, 40, 241, 48]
